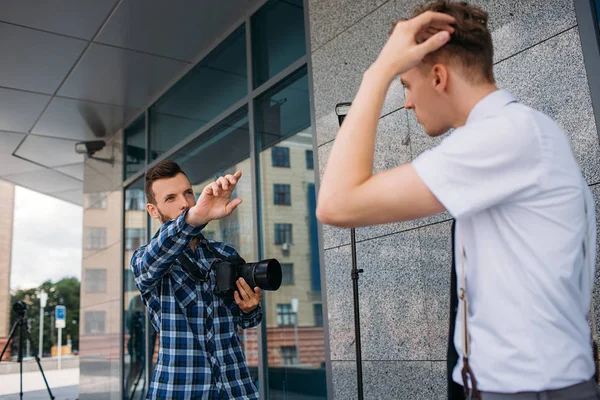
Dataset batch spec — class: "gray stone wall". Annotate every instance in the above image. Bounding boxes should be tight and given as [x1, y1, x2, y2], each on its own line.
[308, 0, 600, 398]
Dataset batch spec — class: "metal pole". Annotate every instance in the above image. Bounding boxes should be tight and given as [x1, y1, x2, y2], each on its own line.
[57, 328, 62, 370]
[350, 228, 364, 400]
[39, 308, 44, 359]
[26, 320, 30, 358]
[39, 291, 47, 360]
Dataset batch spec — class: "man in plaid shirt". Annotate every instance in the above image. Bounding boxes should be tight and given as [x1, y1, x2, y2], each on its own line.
[131, 160, 262, 399]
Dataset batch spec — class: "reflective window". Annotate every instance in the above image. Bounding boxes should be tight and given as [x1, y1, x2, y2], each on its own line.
[150, 25, 247, 160]
[305, 150, 314, 170]
[84, 269, 107, 293]
[271, 147, 290, 167]
[255, 68, 327, 399]
[274, 184, 291, 205]
[596, 0, 600, 26]
[84, 227, 106, 250]
[153, 107, 259, 384]
[124, 115, 146, 180]
[125, 189, 146, 211]
[125, 228, 145, 251]
[124, 179, 148, 400]
[274, 223, 293, 245]
[252, 0, 306, 87]
[276, 304, 296, 327]
[281, 263, 294, 285]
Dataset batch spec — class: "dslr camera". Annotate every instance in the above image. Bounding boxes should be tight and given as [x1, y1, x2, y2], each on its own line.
[213, 254, 282, 298]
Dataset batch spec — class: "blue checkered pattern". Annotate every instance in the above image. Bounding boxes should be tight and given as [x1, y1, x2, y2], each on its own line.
[130, 210, 262, 399]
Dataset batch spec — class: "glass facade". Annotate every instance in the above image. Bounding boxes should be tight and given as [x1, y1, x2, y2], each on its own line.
[124, 115, 146, 180]
[115, 1, 327, 398]
[251, 0, 306, 87]
[123, 179, 148, 400]
[149, 25, 248, 162]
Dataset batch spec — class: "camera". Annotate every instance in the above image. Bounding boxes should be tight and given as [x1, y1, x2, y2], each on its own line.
[75, 140, 105, 156]
[214, 254, 282, 298]
[12, 300, 27, 317]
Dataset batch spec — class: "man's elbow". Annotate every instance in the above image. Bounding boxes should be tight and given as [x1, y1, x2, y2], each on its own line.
[316, 200, 353, 228]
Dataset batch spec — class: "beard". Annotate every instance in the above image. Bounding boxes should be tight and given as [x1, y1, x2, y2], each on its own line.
[156, 207, 188, 224]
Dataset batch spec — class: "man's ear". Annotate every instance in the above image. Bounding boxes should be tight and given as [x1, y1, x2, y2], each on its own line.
[431, 64, 449, 92]
[146, 203, 159, 220]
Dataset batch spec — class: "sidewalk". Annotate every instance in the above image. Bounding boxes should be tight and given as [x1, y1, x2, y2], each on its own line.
[0, 368, 79, 397]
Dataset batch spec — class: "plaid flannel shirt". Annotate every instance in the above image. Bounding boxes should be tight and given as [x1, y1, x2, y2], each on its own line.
[130, 210, 262, 399]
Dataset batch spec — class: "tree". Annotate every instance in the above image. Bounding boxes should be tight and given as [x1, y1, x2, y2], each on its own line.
[9, 277, 80, 357]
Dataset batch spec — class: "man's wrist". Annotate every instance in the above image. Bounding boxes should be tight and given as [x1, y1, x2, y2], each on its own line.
[365, 62, 397, 85]
[185, 207, 210, 227]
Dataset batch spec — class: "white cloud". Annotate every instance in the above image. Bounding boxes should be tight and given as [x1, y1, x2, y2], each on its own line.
[10, 186, 82, 290]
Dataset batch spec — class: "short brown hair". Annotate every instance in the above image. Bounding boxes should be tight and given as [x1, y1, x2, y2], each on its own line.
[144, 160, 187, 204]
[396, 1, 494, 83]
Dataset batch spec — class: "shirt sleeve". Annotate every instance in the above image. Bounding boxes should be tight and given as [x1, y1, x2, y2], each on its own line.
[412, 115, 543, 219]
[130, 209, 205, 295]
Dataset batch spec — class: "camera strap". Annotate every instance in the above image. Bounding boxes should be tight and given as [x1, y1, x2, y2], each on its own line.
[177, 247, 210, 283]
[457, 231, 480, 400]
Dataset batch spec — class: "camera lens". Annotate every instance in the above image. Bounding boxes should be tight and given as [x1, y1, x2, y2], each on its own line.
[239, 259, 282, 291]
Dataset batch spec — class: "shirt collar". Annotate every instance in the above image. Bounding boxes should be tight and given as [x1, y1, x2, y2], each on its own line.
[466, 89, 516, 125]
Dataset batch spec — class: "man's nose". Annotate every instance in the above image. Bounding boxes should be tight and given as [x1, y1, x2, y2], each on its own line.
[179, 197, 188, 210]
[404, 97, 414, 110]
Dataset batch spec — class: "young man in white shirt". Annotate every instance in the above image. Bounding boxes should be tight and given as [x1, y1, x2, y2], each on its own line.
[317, 1, 598, 399]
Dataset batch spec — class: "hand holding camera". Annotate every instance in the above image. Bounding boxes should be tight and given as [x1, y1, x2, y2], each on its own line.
[234, 278, 263, 314]
[187, 171, 243, 226]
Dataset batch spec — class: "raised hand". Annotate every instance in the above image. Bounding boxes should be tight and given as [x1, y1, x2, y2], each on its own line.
[186, 171, 243, 226]
[373, 11, 455, 79]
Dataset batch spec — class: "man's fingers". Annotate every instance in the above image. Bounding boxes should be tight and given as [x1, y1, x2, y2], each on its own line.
[236, 279, 252, 300]
[415, 30, 451, 58]
[210, 182, 220, 196]
[234, 290, 243, 305]
[217, 176, 229, 191]
[233, 170, 242, 180]
[225, 174, 237, 186]
[411, 10, 455, 30]
[225, 198, 242, 215]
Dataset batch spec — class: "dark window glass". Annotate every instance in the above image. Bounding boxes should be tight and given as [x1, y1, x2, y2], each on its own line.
[271, 147, 290, 167]
[313, 304, 323, 327]
[276, 304, 296, 327]
[125, 188, 145, 211]
[252, 0, 306, 87]
[305, 149, 314, 170]
[150, 26, 247, 160]
[273, 184, 291, 205]
[281, 263, 294, 285]
[124, 115, 146, 180]
[280, 346, 298, 365]
[274, 223, 293, 245]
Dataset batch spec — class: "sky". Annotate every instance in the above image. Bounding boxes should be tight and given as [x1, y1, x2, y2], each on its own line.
[10, 186, 82, 291]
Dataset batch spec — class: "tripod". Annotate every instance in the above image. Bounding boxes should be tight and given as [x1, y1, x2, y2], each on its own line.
[335, 102, 365, 400]
[0, 302, 55, 399]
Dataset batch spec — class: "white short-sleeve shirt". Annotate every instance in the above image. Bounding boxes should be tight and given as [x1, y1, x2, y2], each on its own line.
[412, 90, 596, 393]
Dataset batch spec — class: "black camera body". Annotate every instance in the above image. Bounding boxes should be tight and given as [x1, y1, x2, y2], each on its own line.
[12, 300, 27, 317]
[213, 254, 282, 298]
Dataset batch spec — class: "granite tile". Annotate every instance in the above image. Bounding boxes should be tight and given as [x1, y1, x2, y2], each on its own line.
[494, 28, 600, 184]
[430, 361, 449, 399]
[355, 231, 431, 360]
[312, 0, 404, 145]
[418, 220, 453, 360]
[324, 245, 359, 360]
[491, 0, 576, 63]
[308, 0, 389, 52]
[332, 360, 440, 400]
